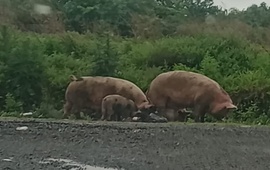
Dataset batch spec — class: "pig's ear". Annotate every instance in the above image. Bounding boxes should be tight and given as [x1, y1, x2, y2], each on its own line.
[225, 103, 237, 110]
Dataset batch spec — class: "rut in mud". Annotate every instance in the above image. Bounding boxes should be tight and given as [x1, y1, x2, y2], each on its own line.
[0, 119, 270, 170]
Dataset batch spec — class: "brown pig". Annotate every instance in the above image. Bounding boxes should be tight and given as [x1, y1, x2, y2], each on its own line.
[146, 70, 237, 123]
[101, 94, 139, 121]
[63, 75, 155, 119]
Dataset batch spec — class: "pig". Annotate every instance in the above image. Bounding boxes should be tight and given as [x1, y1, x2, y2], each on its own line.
[101, 94, 139, 121]
[63, 75, 155, 119]
[146, 70, 237, 123]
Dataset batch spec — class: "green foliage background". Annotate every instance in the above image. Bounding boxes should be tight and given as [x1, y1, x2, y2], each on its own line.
[1, 0, 270, 124]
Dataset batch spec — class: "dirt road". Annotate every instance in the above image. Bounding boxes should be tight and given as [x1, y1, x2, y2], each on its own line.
[0, 118, 270, 170]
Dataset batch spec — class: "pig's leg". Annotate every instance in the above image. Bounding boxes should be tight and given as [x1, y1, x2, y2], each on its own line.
[199, 113, 206, 123]
[117, 111, 122, 121]
[114, 111, 119, 121]
[121, 107, 129, 121]
[152, 96, 169, 116]
[106, 107, 114, 121]
[156, 106, 169, 118]
[63, 102, 72, 119]
[126, 109, 134, 121]
[74, 112, 81, 119]
[115, 108, 122, 121]
[114, 107, 121, 121]
[73, 107, 82, 119]
[178, 111, 187, 122]
[163, 108, 175, 122]
[74, 102, 83, 119]
[101, 106, 106, 121]
[193, 105, 207, 123]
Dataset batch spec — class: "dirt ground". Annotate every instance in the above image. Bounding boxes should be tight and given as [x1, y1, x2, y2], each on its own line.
[0, 118, 270, 170]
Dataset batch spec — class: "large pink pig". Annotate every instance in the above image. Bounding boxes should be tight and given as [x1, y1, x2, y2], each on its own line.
[146, 70, 237, 122]
[63, 75, 154, 119]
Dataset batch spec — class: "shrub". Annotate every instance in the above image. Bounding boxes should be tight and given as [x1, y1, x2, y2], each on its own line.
[0, 26, 46, 111]
[0, 25, 270, 124]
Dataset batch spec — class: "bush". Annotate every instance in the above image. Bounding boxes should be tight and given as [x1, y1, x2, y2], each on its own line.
[0, 24, 270, 124]
[0, 26, 46, 111]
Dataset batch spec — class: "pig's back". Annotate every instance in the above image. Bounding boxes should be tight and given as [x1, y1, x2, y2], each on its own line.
[84, 76, 147, 106]
[148, 71, 222, 105]
[112, 77, 148, 104]
[166, 71, 221, 90]
[104, 94, 126, 102]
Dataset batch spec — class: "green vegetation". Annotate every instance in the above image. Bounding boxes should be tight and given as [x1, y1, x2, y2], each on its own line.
[0, 0, 270, 125]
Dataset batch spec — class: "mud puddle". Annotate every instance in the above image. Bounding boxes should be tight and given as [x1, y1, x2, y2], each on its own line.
[39, 158, 124, 170]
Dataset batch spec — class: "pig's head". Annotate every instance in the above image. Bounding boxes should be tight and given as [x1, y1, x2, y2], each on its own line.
[132, 102, 158, 121]
[127, 100, 140, 118]
[138, 102, 157, 114]
[210, 102, 237, 120]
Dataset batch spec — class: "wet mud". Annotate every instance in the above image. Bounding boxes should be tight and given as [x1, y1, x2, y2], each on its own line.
[0, 118, 270, 170]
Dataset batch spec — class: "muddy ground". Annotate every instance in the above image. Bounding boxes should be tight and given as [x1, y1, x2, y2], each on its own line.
[0, 118, 270, 170]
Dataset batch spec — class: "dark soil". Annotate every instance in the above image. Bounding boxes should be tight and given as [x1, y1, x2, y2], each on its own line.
[0, 118, 270, 170]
